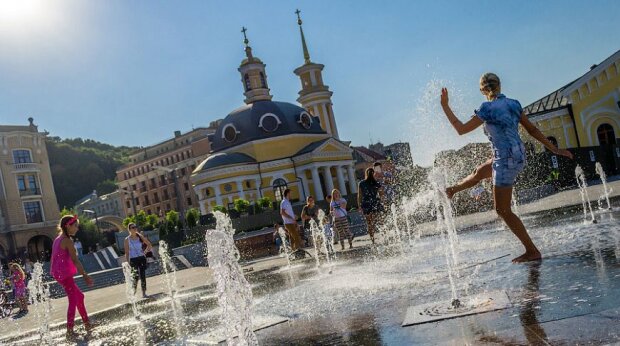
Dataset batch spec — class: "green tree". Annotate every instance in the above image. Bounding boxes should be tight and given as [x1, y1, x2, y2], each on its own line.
[213, 205, 227, 214]
[257, 197, 271, 209]
[166, 210, 179, 233]
[146, 214, 159, 230]
[185, 208, 200, 229]
[234, 199, 250, 213]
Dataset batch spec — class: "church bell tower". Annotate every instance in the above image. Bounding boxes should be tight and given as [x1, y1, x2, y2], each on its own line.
[238, 27, 273, 104]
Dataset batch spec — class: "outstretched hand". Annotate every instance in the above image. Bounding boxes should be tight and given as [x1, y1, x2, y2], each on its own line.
[441, 88, 449, 107]
[554, 148, 574, 159]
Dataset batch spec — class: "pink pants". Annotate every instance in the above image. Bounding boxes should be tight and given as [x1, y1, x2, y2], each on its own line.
[58, 277, 89, 329]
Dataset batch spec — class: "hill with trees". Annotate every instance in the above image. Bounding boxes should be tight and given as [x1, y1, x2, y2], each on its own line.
[46, 137, 138, 209]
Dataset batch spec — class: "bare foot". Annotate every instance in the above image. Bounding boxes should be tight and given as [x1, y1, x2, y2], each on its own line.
[446, 187, 456, 199]
[512, 251, 542, 263]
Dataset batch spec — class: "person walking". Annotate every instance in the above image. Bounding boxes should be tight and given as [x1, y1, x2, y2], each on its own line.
[73, 238, 83, 260]
[50, 215, 94, 335]
[330, 189, 353, 250]
[301, 196, 319, 247]
[440, 72, 572, 262]
[280, 189, 302, 252]
[358, 167, 383, 244]
[124, 223, 152, 298]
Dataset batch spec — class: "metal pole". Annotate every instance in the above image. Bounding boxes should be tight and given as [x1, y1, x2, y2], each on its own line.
[94, 210, 101, 233]
[171, 170, 186, 234]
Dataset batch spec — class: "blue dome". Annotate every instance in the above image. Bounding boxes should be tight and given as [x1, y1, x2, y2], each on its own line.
[196, 152, 256, 172]
[210, 100, 326, 152]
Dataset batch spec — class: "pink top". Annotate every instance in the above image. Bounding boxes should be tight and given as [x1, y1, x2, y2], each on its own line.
[12, 271, 25, 290]
[50, 235, 77, 282]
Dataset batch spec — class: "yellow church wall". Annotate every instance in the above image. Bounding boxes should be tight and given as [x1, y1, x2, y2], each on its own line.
[570, 60, 620, 146]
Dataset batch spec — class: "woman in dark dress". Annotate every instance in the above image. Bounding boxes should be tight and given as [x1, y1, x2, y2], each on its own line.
[358, 167, 383, 244]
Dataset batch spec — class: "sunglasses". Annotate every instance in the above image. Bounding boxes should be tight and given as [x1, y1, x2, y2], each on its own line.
[129, 225, 137, 229]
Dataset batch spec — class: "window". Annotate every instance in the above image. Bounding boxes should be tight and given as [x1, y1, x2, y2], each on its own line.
[259, 113, 281, 132]
[187, 197, 192, 206]
[135, 197, 140, 206]
[223, 124, 239, 142]
[154, 192, 160, 203]
[184, 182, 189, 191]
[24, 201, 43, 223]
[244, 74, 251, 91]
[259, 72, 267, 88]
[150, 178, 157, 189]
[273, 178, 288, 202]
[181, 167, 186, 175]
[160, 175, 167, 186]
[126, 200, 131, 209]
[13, 150, 32, 163]
[144, 195, 150, 206]
[17, 174, 39, 196]
[163, 189, 170, 200]
[597, 123, 616, 145]
[181, 152, 185, 160]
[299, 111, 313, 129]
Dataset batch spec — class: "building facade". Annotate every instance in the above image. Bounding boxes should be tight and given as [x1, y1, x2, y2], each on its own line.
[191, 16, 356, 213]
[0, 118, 60, 261]
[115, 127, 216, 219]
[523, 50, 620, 150]
[75, 190, 126, 220]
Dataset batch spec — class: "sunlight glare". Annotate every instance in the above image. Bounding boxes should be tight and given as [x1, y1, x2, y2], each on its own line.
[0, 0, 45, 25]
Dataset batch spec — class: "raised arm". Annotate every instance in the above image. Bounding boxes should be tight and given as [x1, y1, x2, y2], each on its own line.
[519, 113, 573, 158]
[441, 88, 484, 135]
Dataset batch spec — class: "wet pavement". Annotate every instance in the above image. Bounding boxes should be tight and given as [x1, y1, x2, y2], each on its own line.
[1, 204, 620, 345]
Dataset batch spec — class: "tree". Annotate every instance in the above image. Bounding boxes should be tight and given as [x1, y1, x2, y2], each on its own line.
[146, 214, 159, 230]
[185, 208, 200, 229]
[166, 210, 180, 233]
[234, 199, 250, 213]
[257, 197, 271, 209]
[213, 205, 227, 214]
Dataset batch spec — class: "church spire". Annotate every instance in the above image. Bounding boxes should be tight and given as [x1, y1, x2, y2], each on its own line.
[295, 9, 311, 64]
[238, 27, 272, 104]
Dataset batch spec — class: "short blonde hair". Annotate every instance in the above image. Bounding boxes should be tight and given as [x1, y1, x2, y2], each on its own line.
[480, 72, 501, 99]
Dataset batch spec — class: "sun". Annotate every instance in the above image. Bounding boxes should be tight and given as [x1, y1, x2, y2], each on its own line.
[0, 0, 44, 25]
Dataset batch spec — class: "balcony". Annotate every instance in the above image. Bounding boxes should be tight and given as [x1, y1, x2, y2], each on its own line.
[12, 162, 39, 172]
[20, 188, 41, 197]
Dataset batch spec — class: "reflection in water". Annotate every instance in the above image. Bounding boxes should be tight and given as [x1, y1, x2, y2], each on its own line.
[519, 263, 548, 346]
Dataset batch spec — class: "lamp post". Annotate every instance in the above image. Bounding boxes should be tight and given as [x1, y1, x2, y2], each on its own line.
[154, 166, 185, 228]
[119, 187, 137, 217]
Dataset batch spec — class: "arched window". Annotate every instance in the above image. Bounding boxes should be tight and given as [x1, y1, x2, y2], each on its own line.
[597, 123, 616, 145]
[244, 74, 251, 91]
[273, 178, 287, 202]
[259, 72, 267, 88]
[259, 113, 281, 132]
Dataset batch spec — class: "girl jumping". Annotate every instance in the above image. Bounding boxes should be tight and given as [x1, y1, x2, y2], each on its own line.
[440, 73, 573, 263]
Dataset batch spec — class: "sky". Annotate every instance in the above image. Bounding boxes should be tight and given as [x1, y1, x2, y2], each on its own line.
[0, 0, 619, 166]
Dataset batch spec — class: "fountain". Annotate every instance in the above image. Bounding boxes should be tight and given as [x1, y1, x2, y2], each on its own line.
[158, 240, 185, 339]
[595, 162, 612, 210]
[27, 263, 52, 345]
[122, 262, 146, 345]
[277, 226, 292, 268]
[205, 211, 259, 345]
[576, 165, 597, 223]
[308, 209, 334, 272]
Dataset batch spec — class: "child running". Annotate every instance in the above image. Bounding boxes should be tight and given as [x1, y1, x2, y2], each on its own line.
[10, 263, 28, 314]
[50, 215, 94, 335]
[440, 73, 573, 263]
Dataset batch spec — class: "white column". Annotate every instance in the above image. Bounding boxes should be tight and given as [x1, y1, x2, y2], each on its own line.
[215, 185, 223, 206]
[323, 166, 334, 195]
[237, 180, 246, 200]
[347, 165, 358, 194]
[199, 201, 207, 215]
[336, 166, 347, 195]
[310, 167, 324, 201]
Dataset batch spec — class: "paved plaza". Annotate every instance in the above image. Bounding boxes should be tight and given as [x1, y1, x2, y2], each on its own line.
[1, 180, 619, 345]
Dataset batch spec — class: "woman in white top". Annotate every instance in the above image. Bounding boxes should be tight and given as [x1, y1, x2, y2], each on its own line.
[330, 189, 353, 250]
[124, 223, 152, 298]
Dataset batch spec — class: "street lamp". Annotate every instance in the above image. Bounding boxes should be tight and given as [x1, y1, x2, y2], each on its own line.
[83, 209, 101, 233]
[119, 187, 137, 217]
[154, 166, 185, 227]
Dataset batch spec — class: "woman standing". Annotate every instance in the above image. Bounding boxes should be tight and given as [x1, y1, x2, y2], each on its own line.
[358, 167, 383, 244]
[330, 189, 353, 250]
[124, 223, 152, 298]
[50, 215, 93, 334]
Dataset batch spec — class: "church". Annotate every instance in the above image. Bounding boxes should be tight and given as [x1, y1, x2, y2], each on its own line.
[191, 13, 357, 214]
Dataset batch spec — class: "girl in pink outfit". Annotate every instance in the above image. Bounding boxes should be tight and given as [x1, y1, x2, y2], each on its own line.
[10, 263, 28, 313]
[50, 215, 94, 334]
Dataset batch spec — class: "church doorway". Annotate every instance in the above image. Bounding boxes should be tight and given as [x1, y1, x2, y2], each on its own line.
[597, 123, 616, 145]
